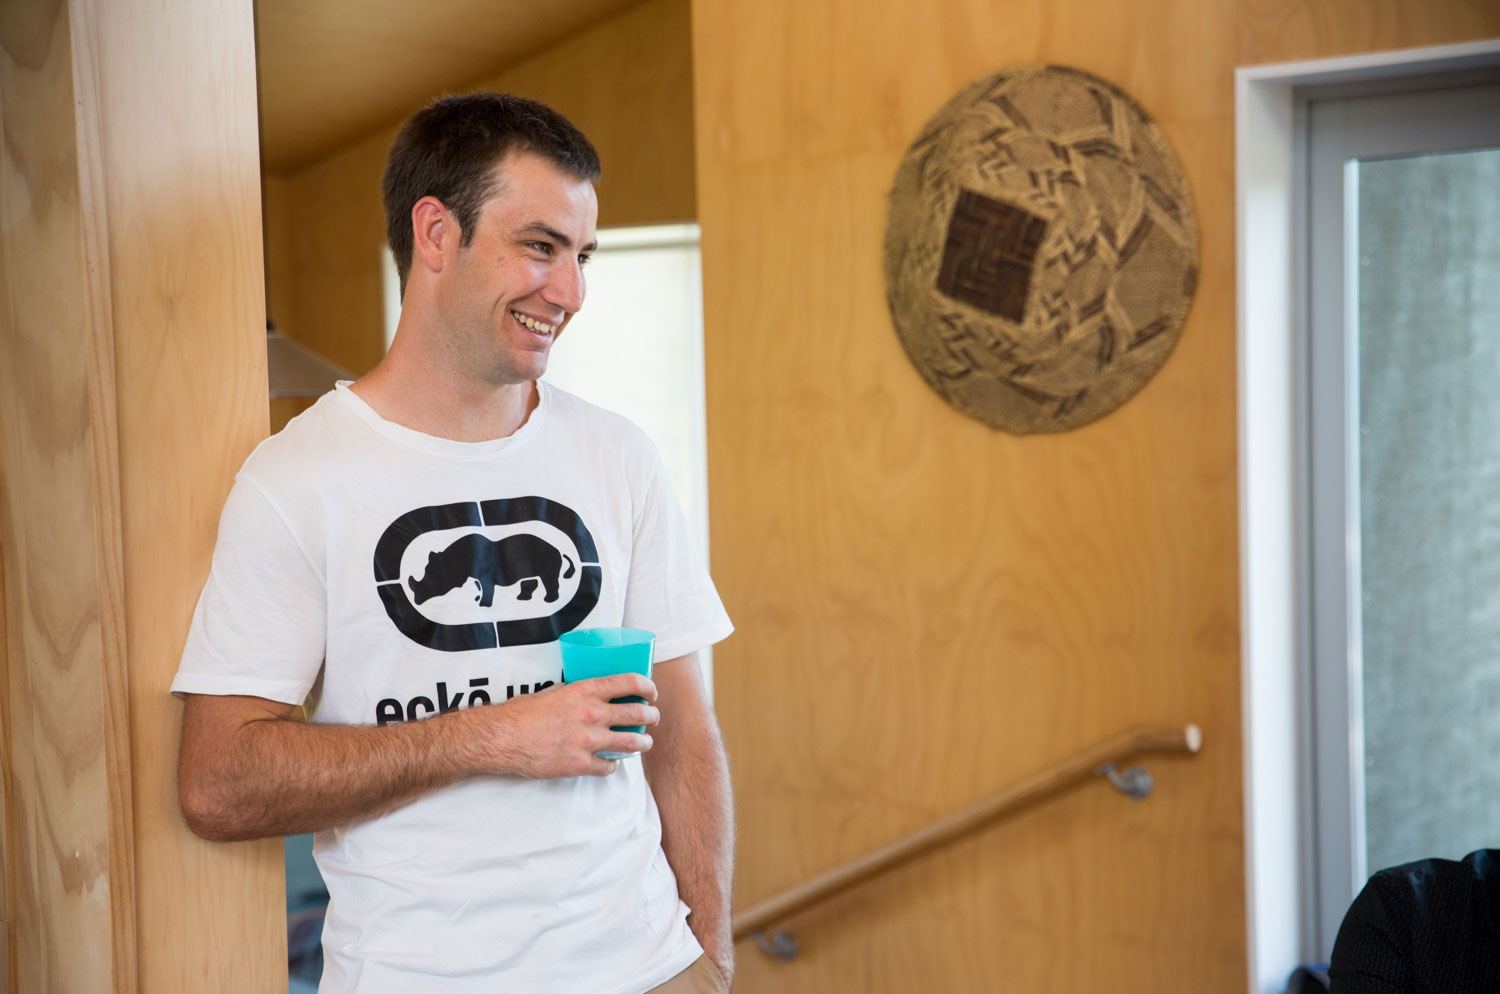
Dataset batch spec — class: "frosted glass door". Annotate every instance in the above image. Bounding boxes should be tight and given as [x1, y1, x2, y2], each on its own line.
[1355, 146, 1500, 874]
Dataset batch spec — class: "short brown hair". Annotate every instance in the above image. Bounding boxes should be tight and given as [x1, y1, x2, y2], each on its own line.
[381, 93, 602, 295]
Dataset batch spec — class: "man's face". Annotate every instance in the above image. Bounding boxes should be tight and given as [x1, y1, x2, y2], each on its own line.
[438, 151, 598, 385]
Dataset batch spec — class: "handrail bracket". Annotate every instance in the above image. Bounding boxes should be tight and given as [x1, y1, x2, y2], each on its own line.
[1096, 762, 1154, 800]
[752, 930, 800, 962]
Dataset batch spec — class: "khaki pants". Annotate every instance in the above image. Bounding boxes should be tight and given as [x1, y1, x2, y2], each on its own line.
[644, 954, 730, 994]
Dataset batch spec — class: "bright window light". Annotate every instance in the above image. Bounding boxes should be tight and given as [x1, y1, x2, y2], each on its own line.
[381, 246, 402, 353]
[541, 223, 714, 685]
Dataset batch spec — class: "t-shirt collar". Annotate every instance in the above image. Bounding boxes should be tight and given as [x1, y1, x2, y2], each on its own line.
[332, 379, 548, 460]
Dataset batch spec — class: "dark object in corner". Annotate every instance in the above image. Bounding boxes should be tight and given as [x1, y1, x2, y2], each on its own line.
[1328, 848, 1500, 993]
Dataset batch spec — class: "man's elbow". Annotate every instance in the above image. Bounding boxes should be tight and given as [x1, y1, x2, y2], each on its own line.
[178, 768, 250, 842]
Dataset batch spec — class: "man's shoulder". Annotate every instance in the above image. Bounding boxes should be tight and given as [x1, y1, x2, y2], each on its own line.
[240, 388, 367, 492]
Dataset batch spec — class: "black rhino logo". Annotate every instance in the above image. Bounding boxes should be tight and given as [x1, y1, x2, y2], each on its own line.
[372, 496, 601, 653]
[409, 533, 577, 607]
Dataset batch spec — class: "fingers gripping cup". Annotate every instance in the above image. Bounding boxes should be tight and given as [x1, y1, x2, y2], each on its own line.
[558, 627, 655, 760]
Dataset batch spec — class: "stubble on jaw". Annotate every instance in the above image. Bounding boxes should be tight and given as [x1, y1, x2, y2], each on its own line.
[438, 316, 551, 392]
[432, 247, 541, 389]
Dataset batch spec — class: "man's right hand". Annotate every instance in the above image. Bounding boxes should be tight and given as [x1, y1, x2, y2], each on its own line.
[474, 673, 659, 779]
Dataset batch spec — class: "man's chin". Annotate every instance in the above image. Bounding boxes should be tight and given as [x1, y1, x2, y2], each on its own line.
[473, 360, 547, 389]
[487, 345, 551, 384]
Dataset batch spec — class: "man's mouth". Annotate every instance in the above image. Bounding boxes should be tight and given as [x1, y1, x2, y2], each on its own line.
[511, 311, 558, 336]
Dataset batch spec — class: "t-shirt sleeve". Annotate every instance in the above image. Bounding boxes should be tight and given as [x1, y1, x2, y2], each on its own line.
[621, 449, 733, 663]
[170, 474, 327, 705]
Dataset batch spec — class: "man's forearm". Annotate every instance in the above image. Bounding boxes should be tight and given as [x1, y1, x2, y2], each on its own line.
[656, 734, 734, 977]
[178, 675, 660, 842]
[180, 699, 483, 841]
[644, 659, 736, 983]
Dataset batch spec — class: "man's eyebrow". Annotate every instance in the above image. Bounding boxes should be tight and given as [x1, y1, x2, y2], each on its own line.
[518, 222, 597, 254]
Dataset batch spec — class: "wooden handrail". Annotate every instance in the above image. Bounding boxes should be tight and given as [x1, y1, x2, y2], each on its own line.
[732, 723, 1203, 941]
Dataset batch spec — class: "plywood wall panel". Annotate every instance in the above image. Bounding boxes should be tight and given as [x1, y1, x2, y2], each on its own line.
[255, 0, 642, 171]
[271, 142, 388, 375]
[1234, 0, 1500, 65]
[478, 0, 697, 229]
[698, 148, 1245, 993]
[1, 503, 10, 993]
[696, 0, 1499, 989]
[699, 0, 1219, 992]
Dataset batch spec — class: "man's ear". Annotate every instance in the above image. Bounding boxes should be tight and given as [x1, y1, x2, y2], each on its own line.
[411, 196, 453, 277]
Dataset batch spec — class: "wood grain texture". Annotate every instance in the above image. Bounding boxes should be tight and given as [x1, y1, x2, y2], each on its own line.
[734, 725, 1203, 938]
[696, 147, 1244, 994]
[255, 0, 640, 170]
[84, 0, 287, 990]
[261, 0, 697, 379]
[1, 516, 8, 994]
[0, 1, 137, 990]
[67, 2, 139, 986]
[693, 0, 1500, 991]
[1234, 0, 1500, 66]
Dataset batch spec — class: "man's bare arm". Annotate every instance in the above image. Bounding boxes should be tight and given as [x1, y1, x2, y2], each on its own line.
[177, 674, 658, 842]
[642, 654, 735, 986]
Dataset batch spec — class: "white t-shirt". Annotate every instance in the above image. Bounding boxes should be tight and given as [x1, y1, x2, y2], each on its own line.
[172, 381, 733, 994]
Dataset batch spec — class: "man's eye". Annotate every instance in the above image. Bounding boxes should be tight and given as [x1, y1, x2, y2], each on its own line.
[579, 255, 592, 268]
[527, 241, 552, 255]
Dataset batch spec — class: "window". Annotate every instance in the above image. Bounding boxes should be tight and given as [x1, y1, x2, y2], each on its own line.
[538, 222, 714, 687]
[541, 224, 709, 562]
[381, 246, 401, 353]
[1305, 80, 1500, 954]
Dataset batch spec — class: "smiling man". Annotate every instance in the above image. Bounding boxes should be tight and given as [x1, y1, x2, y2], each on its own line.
[173, 94, 735, 994]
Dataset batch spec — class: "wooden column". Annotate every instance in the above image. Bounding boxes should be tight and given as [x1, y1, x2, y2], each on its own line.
[0, 3, 138, 988]
[0, 1, 283, 991]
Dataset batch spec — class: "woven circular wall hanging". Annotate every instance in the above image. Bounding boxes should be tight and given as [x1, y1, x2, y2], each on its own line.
[884, 65, 1199, 434]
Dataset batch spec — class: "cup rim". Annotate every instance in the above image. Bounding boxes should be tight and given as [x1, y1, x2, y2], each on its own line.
[557, 626, 656, 647]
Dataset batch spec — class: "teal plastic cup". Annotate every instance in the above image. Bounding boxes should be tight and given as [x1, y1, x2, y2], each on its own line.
[558, 627, 655, 759]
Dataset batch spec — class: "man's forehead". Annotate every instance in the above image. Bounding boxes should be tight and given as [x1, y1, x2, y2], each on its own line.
[480, 152, 597, 233]
[483, 151, 595, 202]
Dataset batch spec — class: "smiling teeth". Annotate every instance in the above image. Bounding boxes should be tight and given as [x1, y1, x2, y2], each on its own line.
[512, 311, 556, 334]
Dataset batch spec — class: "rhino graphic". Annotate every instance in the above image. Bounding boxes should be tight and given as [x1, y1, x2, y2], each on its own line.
[408, 533, 577, 608]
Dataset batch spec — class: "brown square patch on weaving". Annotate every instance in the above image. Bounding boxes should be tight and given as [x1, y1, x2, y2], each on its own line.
[936, 190, 1048, 322]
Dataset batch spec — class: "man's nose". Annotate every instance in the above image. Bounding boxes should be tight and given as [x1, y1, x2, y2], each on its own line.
[545, 257, 586, 314]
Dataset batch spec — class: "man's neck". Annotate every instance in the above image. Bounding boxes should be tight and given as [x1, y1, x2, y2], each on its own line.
[349, 358, 540, 443]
